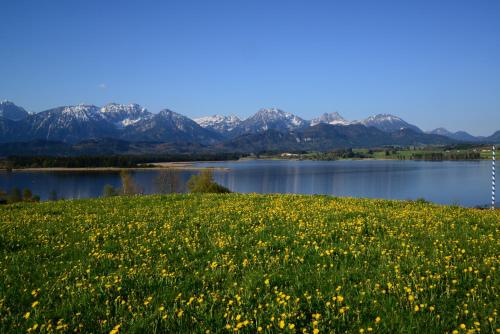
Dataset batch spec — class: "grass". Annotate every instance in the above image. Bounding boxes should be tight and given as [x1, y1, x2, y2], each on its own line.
[0, 194, 498, 333]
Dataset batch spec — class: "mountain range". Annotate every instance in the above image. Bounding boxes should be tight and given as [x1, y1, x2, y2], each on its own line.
[0, 100, 498, 155]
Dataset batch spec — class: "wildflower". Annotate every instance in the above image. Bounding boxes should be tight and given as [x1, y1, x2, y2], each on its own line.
[109, 324, 121, 334]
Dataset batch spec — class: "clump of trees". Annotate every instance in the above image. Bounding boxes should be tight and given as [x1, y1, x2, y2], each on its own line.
[154, 170, 184, 194]
[120, 170, 142, 195]
[102, 184, 119, 197]
[102, 169, 229, 198]
[187, 170, 231, 193]
[101, 170, 143, 197]
[0, 187, 40, 204]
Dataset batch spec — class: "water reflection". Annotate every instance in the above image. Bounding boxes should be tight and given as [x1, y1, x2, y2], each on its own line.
[0, 160, 493, 207]
[204, 160, 491, 207]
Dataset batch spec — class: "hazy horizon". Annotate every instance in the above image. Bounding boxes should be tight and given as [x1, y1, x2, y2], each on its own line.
[1, 0, 499, 136]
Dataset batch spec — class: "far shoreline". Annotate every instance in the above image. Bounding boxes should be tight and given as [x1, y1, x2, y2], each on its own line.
[4, 157, 490, 172]
[8, 161, 229, 172]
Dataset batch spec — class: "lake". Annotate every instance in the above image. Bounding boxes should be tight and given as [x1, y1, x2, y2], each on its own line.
[0, 160, 495, 207]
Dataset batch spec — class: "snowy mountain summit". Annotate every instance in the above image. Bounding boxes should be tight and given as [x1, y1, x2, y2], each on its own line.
[100, 103, 152, 128]
[194, 115, 241, 134]
[253, 108, 306, 128]
[200, 108, 308, 136]
[240, 108, 307, 132]
[60, 104, 102, 121]
[357, 114, 422, 133]
[310, 112, 350, 126]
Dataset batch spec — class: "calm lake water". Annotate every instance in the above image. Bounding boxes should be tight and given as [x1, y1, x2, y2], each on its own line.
[0, 160, 495, 207]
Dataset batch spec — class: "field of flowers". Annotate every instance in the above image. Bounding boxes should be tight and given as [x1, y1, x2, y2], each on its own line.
[0, 194, 498, 333]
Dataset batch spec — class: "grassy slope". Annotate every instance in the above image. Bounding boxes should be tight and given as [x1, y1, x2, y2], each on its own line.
[0, 194, 498, 333]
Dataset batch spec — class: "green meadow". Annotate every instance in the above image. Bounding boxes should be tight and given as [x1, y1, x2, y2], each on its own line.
[0, 194, 498, 333]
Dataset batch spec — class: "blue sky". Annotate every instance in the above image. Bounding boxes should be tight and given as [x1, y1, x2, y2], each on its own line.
[1, 0, 499, 135]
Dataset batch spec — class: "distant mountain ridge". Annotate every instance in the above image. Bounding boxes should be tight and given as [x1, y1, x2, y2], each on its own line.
[427, 128, 481, 142]
[0, 100, 498, 155]
[0, 102, 220, 144]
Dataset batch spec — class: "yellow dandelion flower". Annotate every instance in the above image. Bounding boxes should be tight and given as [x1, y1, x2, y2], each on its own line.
[109, 324, 121, 334]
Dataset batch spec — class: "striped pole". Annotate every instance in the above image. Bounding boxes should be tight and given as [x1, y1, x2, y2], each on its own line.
[493, 145, 496, 209]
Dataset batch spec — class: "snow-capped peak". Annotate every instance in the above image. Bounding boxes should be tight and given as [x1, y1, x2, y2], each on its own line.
[253, 108, 306, 127]
[310, 112, 350, 126]
[361, 114, 403, 123]
[356, 114, 422, 133]
[99, 103, 151, 128]
[194, 114, 241, 125]
[100, 103, 146, 114]
[62, 104, 99, 113]
[60, 104, 101, 121]
[194, 114, 241, 133]
[228, 108, 308, 135]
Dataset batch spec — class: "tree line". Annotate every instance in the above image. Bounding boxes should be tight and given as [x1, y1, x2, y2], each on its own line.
[399, 152, 481, 161]
[1, 153, 246, 170]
